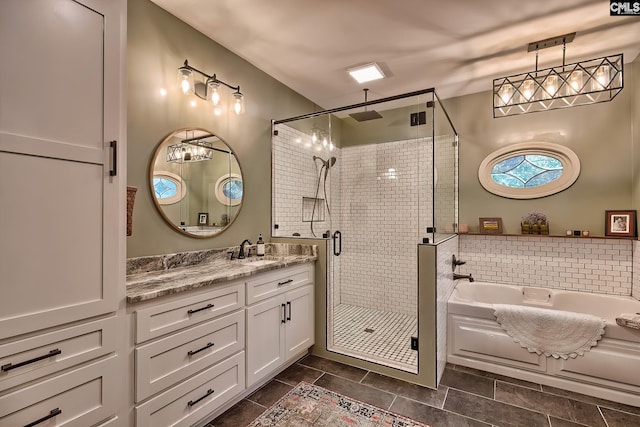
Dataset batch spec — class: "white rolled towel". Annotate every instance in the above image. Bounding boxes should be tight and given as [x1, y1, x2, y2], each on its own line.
[616, 313, 640, 329]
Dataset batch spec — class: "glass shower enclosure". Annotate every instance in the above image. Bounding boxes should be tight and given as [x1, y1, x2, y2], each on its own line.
[272, 89, 457, 379]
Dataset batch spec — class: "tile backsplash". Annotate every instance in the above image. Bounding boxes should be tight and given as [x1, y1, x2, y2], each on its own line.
[459, 235, 633, 295]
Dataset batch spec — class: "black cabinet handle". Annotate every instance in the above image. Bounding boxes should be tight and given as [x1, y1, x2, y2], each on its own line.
[188, 342, 214, 357]
[286, 301, 291, 321]
[109, 140, 117, 177]
[187, 388, 214, 407]
[281, 303, 286, 323]
[24, 408, 61, 427]
[187, 303, 214, 315]
[277, 279, 293, 286]
[1, 349, 62, 372]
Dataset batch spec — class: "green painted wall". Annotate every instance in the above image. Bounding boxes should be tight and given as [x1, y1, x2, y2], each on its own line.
[128, 0, 640, 253]
[127, 0, 316, 257]
[442, 60, 638, 236]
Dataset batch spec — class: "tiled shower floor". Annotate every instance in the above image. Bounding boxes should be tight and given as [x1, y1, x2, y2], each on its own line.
[331, 304, 417, 372]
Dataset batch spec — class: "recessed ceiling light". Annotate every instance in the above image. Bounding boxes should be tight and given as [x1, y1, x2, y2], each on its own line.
[348, 63, 385, 84]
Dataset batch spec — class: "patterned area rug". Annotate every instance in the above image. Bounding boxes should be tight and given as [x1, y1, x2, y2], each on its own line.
[247, 382, 430, 427]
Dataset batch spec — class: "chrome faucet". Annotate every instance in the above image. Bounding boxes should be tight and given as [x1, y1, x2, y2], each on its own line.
[453, 272, 474, 282]
[238, 239, 252, 259]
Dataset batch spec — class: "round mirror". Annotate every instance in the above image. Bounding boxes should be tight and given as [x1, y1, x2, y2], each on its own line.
[149, 128, 243, 238]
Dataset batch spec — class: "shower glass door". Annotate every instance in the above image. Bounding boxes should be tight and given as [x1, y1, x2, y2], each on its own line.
[272, 90, 450, 375]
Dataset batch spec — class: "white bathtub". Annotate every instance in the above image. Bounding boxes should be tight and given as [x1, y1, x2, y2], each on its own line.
[447, 281, 640, 406]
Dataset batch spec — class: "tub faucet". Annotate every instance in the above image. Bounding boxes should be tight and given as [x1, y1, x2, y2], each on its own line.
[238, 239, 252, 259]
[453, 272, 474, 282]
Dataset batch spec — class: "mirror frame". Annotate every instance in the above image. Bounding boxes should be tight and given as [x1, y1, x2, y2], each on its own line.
[149, 127, 244, 238]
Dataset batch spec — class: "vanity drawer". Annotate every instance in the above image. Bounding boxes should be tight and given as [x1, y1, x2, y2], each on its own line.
[246, 263, 314, 305]
[0, 356, 117, 426]
[0, 316, 116, 392]
[135, 310, 245, 402]
[135, 282, 244, 344]
[135, 351, 245, 427]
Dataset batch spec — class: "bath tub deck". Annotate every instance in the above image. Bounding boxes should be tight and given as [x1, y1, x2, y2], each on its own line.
[447, 281, 640, 406]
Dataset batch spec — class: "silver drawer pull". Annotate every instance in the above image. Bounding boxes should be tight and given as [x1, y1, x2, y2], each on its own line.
[187, 388, 214, 407]
[187, 303, 214, 315]
[277, 279, 293, 286]
[2, 349, 62, 372]
[24, 408, 61, 427]
[187, 342, 214, 357]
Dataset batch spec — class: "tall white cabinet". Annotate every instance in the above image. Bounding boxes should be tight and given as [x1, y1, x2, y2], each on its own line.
[0, 0, 126, 425]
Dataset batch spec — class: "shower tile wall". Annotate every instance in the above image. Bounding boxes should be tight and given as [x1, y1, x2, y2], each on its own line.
[459, 235, 632, 295]
[339, 139, 433, 316]
[272, 125, 340, 239]
[435, 236, 457, 383]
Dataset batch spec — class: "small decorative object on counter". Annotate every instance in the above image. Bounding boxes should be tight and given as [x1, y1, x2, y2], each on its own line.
[256, 233, 265, 257]
[521, 212, 549, 235]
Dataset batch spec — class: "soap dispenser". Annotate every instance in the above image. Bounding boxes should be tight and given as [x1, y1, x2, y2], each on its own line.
[256, 234, 265, 257]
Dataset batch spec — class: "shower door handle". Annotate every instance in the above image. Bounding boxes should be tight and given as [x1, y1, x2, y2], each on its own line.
[332, 230, 341, 256]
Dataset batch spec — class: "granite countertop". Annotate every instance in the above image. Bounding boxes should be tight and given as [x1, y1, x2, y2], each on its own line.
[126, 243, 317, 304]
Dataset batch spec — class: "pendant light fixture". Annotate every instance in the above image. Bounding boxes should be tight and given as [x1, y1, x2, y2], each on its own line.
[167, 131, 215, 163]
[177, 59, 245, 115]
[493, 33, 623, 118]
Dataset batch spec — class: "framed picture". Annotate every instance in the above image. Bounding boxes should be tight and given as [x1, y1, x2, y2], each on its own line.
[198, 212, 209, 226]
[605, 210, 636, 237]
[479, 217, 503, 234]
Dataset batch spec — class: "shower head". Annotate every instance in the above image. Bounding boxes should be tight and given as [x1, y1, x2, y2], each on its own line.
[313, 155, 337, 169]
[349, 88, 383, 122]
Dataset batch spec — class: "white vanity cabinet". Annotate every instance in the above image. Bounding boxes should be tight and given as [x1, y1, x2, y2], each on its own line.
[246, 264, 315, 386]
[0, 0, 125, 425]
[131, 283, 246, 426]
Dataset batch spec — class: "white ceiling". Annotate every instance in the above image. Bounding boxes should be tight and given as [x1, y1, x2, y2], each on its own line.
[151, 0, 640, 110]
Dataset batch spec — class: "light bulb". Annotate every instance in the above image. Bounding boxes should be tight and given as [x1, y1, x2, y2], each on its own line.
[569, 70, 584, 93]
[311, 132, 318, 143]
[181, 78, 190, 94]
[544, 75, 558, 98]
[210, 84, 221, 106]
[499, 85, 513, 105]
[594, 65, 610, 90]
[159, 88, 167, 97]
[233, 92, 244, 115]
[521, 79, 534, 101]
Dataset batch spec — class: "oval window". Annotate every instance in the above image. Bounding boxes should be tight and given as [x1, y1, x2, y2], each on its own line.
[478, 142, 580, 199]
[152, 171, 186, 205]
[215, 173, 243, 206]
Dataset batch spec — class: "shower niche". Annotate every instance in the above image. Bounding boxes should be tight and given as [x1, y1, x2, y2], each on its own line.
[272, 89, 458, 386]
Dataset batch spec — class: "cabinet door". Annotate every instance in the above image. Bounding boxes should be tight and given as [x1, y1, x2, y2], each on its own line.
[284, 285, 315, 360]
[0, 0, 121, 339]
[246, 296, 286, 386]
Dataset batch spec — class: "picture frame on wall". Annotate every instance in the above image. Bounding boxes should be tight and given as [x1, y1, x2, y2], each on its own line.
[479, 217, 503, 234]
[605, 210, 637, 237]
[198, 212, 209, 226]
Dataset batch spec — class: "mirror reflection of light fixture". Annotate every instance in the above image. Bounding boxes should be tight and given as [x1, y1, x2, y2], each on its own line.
[167, 132, 215, 163]
[493, 33, 623, 118]
[178, 59, 245, 115]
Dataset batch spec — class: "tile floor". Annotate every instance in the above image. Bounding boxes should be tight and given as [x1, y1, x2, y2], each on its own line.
[209, 354, 640, 427]
[332, 304, 418, 371]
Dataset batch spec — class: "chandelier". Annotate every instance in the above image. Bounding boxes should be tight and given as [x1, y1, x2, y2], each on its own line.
[167, 132, 214, 163]
[493, 33, 623, 118]
[178, 59, 245, 115]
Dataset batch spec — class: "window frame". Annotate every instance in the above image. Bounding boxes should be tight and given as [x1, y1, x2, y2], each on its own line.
[478, 141, 580, 199]
[214, 173, 243, 206]
[152, 171, 186, 205]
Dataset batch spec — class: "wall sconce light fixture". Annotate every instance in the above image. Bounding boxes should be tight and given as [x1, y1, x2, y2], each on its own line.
[167, 132, 215, 163]
[178, 59, 245, 115]
[493, 33, 623, 118]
